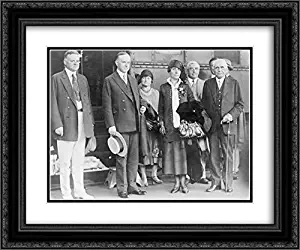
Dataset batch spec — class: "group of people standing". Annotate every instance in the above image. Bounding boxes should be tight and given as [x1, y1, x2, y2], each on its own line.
[51, 50, 244, 200]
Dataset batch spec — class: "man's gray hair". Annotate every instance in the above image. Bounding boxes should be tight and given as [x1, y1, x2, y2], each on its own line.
[64, 50, 80, 59]
[186, 61, 200, 69]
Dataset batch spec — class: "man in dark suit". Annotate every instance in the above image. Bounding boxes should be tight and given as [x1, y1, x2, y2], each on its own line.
[184, 61, 209, 185]
[202, 58, 244, 192]
[102, 51, 146, 198]
[51, 50, 95, 200]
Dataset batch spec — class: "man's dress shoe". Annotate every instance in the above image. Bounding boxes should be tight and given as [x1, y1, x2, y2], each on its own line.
[170, 186, 180, 194]
[206, 184, 221, 192]
[198, 178, 209, 184]
[233, 176, 238, 180]
[118, 191, 128, 198]
[186, 178, 196, 185]
[190, 178, 196, 184]
[128, 189, 147, 195]
[74, 193, 95, 200]
[225, 188, 233, 193]
[62, 195, 74, 200]
[206, 176, 213, 182]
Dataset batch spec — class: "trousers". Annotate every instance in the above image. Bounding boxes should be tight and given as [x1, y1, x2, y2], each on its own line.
[208, 128, 235, 189]
[57, 112, 86, 198]
[116, 132, 139, 193]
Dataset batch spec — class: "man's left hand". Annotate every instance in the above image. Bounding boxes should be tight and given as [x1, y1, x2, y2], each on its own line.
[221, 113, 233, 124]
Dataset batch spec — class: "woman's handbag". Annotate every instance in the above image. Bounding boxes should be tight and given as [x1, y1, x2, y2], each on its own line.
[144, 103, 160, 132]
[178, 120, 205, 139]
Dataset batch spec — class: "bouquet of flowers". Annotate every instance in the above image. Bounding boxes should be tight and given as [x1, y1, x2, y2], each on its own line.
[178, 120, 205, 139]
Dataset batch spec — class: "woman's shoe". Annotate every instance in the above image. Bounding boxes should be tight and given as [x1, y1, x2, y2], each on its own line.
[170, 186, 180, 193]
[181, 185, 189, 194]
[152, 176, 163, 184]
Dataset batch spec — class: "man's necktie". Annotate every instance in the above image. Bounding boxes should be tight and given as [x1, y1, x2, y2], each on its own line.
[72, 74, 81, 101]
[122, 74, 127, 84]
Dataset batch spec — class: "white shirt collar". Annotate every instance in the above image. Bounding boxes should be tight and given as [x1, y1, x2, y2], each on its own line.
[188, 77, 198, 86]
[65, 68, 77, 78]
[117, 69, 127, 83]
[167, 77, 181, 89]
[64, 67, 82, 107]
[65, 67, 77, 85]
[216, 76, 225, 89]
[166, 78, 181, 128]
[216, 76, 225, 84]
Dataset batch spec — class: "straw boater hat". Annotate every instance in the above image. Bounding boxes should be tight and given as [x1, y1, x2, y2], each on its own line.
[107, 132, 128, 157]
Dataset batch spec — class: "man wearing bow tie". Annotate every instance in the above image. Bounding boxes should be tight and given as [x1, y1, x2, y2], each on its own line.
[102, 51, 146, 198]
[202, 59, 244, 193]
[51, 50, 95, 200]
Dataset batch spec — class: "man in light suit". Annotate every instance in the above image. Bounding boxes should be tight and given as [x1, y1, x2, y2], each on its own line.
[102, 51, 146, 198]
[202, 59, 244, 192]
[184, 61, 209, 185]
[51, 50, 95, 200]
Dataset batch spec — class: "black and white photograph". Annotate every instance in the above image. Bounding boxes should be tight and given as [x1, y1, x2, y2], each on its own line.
[2, 1, 298, 248]
[49, 49, 251, 201]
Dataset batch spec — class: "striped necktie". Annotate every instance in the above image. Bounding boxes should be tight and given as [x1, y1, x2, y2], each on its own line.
[72, 74, 81, 101]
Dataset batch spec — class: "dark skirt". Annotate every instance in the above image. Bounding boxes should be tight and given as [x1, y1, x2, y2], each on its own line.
[163, 140, 187, 175]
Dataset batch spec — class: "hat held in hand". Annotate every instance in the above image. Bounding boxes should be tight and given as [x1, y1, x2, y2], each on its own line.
[107, 132, 128, 157]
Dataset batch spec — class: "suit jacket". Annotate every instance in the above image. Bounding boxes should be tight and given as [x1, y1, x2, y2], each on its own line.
[51, 70, 95, 141]
[185, 78, 205, 101]
[202, 76, 244, 135]
[158, 81, 195, 142]
[102, 71, 140, 133]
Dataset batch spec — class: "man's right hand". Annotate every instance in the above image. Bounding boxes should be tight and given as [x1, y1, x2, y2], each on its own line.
[108, 126, 117, 136]
[55, 127, 63, 136]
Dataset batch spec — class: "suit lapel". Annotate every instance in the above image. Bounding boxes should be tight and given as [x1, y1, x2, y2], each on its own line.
[112, 72, 133, 102]
[222, 77, 230, 98]
[185, 79, 192, 89]
[210, 78, 218, 105]
[77, 74, 87, 99]
[128, 75, 139, 104]
[61, 70, 77, 107]
[196, 78, 204, 99]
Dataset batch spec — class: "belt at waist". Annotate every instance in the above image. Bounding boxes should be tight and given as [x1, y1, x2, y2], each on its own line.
[78, 109, 83, 112]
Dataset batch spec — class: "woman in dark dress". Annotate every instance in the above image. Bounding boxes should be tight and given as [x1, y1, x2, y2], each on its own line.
[158, 60, 195, 194]
[139, 69, 163, 186]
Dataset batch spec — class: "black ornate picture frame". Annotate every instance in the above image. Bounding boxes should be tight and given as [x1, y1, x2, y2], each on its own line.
[1, 1, 299, 249]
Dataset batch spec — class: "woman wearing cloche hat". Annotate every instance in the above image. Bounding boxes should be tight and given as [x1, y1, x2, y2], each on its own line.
[158, 59, 195, 194]
[138, 69, 163, 187]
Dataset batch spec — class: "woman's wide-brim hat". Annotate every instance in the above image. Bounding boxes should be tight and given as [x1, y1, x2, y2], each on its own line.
[107, 132, 128, 157]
